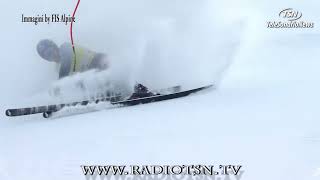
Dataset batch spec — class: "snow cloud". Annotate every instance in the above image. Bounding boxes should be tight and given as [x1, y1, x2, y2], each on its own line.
[1, 0, 245, 102]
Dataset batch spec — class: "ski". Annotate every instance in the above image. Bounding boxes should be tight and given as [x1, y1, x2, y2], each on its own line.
[111, 85, 213, 106]
[6, 85, 212, 118]
[42, 85, 212, 118]
[5, 85, 182, 117]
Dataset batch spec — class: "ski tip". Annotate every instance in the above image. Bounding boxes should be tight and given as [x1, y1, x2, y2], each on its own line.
[5, 110, 12, 117]
[207, 84, 215, 89]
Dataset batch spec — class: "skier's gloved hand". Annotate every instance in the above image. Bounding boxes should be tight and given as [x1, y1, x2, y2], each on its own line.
[134, 84, 149, 93]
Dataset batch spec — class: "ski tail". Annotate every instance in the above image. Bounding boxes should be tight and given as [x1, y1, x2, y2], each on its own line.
[5, 95, 122, 117]
[6, 105, 62, 117]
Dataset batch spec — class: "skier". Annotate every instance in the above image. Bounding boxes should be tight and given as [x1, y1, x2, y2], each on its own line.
[36, 39, 154, 98]
[37, 39, 108, 79]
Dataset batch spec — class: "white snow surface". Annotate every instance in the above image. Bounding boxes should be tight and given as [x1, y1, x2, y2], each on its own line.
[0, 0, 320, 180]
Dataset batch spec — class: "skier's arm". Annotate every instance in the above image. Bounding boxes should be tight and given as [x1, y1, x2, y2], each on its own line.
[59, 59, 72, 79]
[58, 43, 73, 79]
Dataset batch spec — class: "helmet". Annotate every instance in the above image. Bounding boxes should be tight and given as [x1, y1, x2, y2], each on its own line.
[37, 39, 60, 62]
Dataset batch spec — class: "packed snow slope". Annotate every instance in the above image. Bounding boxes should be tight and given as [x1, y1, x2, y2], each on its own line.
[1, 0, 320, 180]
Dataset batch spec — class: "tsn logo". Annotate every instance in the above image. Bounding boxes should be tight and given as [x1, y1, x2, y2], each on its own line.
[279, 8, 303, 21]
